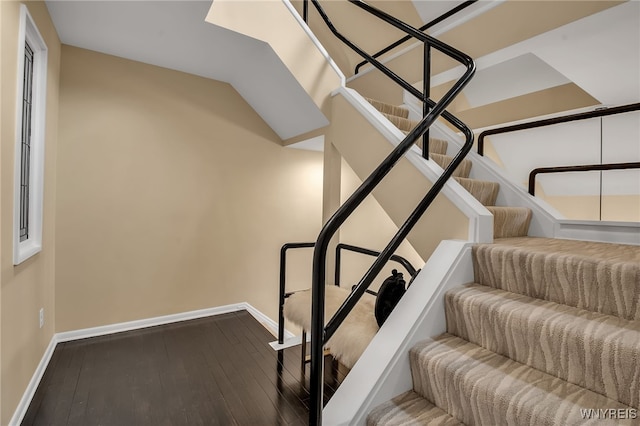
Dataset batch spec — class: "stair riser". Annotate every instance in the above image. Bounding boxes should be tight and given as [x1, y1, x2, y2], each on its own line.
[486, 206, 532, 238]
[366, 98, 409, 119]
[455, 177, 499, 206]
[445, 285, 640, 408]
[473, 245, 640, 321]
[410, 336, 635, 426]
[367, 391, 463, 426]
[430, 154, 472, 179]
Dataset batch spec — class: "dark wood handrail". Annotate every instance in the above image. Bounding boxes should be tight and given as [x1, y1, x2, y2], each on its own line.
[529, 162, 640, 196]
[478, 103, 640, 156]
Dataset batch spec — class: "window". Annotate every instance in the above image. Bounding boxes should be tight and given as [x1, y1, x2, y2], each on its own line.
[14, 5, 47, 265]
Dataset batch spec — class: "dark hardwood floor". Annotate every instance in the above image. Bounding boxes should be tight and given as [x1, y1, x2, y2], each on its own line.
[22, 311, 341, 425]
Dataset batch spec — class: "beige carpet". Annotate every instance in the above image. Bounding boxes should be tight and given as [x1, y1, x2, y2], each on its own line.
[363, 99, 640, 425]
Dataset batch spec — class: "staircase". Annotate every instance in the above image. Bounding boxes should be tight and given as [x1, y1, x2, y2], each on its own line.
[364, 97, 533, 239]
[363, 100, 640, 424]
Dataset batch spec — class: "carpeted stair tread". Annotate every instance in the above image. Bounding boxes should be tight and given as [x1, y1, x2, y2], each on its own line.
[473, 237, 640, 321]
[454, 177, 499, 206]
[493, 236, 640, 263]
[445, 284, 640, 408]
[366, 99, 450, 156]
[486, 206, 532, 238]
[382, 112, 419, 133]
[366, 98, 409, 119]
[414, 137, 448, 156]
[410, 334, 635, 426]
[367, 390, 463, 426]
[430, 153, 472, 178]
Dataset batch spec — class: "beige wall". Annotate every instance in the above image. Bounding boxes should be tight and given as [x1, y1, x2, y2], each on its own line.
[540, 194, 640, 222]
[347, 1, 621, 109]
[0, 1, 60, 424]
[55, 46, 324, 332]
[291, 0, 423, 80]
[206, 0, 342, 118]
[339, 160, 423, 292]
[329, 93, 469, 261]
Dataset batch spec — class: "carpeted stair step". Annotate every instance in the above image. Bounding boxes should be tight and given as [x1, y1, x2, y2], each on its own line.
[430, 153, 472, 178]
[366, 99, 450, 156]
[367, 390, 463, 426]
[486, 206, 532, 238]
[410, 334, 636, 426]
[366, 96, 535, 240]
[454, 177, 499, 206]
[381, 113, 418, 133]
[414, 137, 448, 156]
[473, 237, 640, 320]
[366, 97, 409, 119]
[445, 284, 640, 408]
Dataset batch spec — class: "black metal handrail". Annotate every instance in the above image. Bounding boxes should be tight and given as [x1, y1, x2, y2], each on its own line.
[308, 0, 474, 159]
[528, 162, 640, 196]
[334, 243, 418, 290]
[353, 0, 477, 75]
[277, 241, 417, 345]
[304, 1, 475, 423]
[478, 103, 640, 156]
[278, 242, 316, 345]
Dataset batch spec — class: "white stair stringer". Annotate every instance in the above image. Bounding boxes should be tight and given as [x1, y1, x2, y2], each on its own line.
[322, 87, 491, 424]
[323, 240, 475, 425]
[424, 113, 640, 246]
[205, 0, 344, 141]
[330, 86, 494, 256]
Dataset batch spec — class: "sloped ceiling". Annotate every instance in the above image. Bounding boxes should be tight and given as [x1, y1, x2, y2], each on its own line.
[46, 0, 330, 140]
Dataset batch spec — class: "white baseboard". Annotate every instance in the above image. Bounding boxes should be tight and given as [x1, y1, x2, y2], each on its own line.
[56, 303, 247, 343]
[10, 302, 290, 426]
[9, 337, 57, 426]
[241, 302, 295, 340]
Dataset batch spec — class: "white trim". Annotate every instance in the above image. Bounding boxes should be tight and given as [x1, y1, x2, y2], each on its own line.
[427, 0, 505, 38]
[8, 337, 57, 426]
[13, 5, 48, 265]
[334, 86, 493, 243]
[281, 0, 346, 87]
[555, 220, 640, 246]
[9, 303, 288, 425]
[347, 1, 504, 83]
[242, 302, 295, 340]
[269, 333, 310, 351]
[57, 302, 247, 342]
[324, 240, 475, 425]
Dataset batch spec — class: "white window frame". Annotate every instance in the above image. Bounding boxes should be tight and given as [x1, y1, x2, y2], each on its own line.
[13, 5, 47, 265]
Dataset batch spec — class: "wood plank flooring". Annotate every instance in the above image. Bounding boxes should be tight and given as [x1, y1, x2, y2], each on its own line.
[22, 311, 341, 425]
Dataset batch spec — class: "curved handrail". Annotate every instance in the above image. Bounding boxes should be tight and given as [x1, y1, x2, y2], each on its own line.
[528, 162, 640, 196]
[354, 0, 477, 74]
[334, 243, 418, 288]
[277, 241, 418, 345]
[278, 242, 315, 344]
[478, 103, 640, 156]
[305, 1, 475, 423]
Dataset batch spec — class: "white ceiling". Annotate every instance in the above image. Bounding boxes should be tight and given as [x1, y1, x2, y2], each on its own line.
[44, 0, 639, 199]
[44, 0, 502, 141]
[462, 53, 570, 109]
[45, 0, 485, 85]
[46, 0, 239, 82]
[45, 0, 330, 140]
